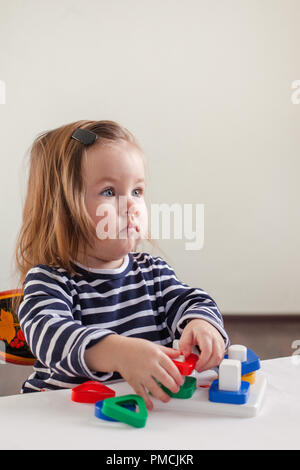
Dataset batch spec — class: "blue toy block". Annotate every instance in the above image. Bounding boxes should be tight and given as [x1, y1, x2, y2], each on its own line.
[224, 348, 260, 375]
[94, 399, 136, 422]
[209, 379, 250, 405]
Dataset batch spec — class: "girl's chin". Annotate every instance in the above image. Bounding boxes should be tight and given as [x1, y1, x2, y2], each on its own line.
[115, 229, 142, 241]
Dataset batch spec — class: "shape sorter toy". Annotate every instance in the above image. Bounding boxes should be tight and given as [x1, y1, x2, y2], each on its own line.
[209, 359, 251, 405]
[151, 342, 267, 418]
[70, 343, 267, 427]
[209, 344, 261, 405]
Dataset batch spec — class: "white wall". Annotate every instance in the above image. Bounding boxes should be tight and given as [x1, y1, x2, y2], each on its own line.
[1, 0, 300, 316]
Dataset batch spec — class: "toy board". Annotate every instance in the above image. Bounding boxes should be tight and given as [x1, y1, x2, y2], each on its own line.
[107, 370, 267, 419]
[150, 371, 267, 418]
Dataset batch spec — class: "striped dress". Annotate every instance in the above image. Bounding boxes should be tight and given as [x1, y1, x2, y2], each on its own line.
[17, 252, 229, 392]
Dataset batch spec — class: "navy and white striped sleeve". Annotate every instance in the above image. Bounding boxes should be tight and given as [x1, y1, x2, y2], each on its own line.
[156, 258, 229, 347]
[17, 265, 116, 381]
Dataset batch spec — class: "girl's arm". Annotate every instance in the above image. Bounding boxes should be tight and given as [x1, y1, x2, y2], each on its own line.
[154, 256, 229, 347]
[151, 255, 229, 371]
[84, 333, 184, 410]
[18, 265, 117, 382]
[19, 264, 183, 408]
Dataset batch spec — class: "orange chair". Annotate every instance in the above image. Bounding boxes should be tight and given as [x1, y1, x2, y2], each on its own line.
[0, 290, 35, 365]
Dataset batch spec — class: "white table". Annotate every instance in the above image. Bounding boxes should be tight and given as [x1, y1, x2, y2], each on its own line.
[0, 356, 299, 450]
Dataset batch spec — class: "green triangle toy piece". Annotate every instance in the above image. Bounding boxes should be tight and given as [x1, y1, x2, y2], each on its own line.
[101, 394, 148, 428]
[157, 376, 197, 399]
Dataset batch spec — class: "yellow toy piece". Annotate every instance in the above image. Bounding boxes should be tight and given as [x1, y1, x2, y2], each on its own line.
[241, 371, 256, 384]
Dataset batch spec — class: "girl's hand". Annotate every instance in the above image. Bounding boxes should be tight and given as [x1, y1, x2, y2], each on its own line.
[115, 336, 184, 410]
[178, 319, 226, 372]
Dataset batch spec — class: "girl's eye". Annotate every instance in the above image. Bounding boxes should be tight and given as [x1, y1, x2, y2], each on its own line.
[101, 188, 115, 197]
[133, 187, 144, 197]
[101, 187, 144, 197]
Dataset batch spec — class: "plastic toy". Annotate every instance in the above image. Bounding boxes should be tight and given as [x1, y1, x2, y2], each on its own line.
[71, 381, 115, 403]
[150, 345, 266, 417]
[218, 359, 241, 391]
[69, 344, 266, 421]
[172, 339, 199, 356]
[157, 376, 197, 399]
[172, 353, 198, 375]
[101, 394, 148, 428]
[225, 346, 260, 375]
[209, 379, 250, 404]
[228, 344, 247, 361]
[242, 371, 256, 384]
[196, 369, 218, 387]
[208, 358, 250, 404]
[208, 345, 261, 406]
[150, 371, 266, 418]
[94, 399, 136, 422]
[171, 339, 199, 375]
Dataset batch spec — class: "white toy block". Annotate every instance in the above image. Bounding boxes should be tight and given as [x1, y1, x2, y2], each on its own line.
[228, 344, 247, 362]
[218, 359, 241, 391]
[172, 339, 199, 357]
[176, 354, 186, 363]
[172, 340, 185, 362]
[196, 369, 218, 387]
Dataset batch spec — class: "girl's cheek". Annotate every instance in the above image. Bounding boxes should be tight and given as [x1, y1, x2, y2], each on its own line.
[138, 205, 149, 237]
[95, 199, 117, 219]
[95, 203, 119, 239]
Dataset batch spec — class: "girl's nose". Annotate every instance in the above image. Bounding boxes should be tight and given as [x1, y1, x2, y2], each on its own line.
[124, 197, 140, 218]
[128, 206, 140, 221]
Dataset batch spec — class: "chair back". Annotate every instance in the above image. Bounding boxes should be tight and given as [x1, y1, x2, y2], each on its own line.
[0, 290, 35, 365]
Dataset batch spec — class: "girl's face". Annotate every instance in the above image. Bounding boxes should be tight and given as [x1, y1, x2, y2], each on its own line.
[79, 140, 148, 268]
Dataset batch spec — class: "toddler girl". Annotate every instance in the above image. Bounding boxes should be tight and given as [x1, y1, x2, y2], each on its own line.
[15, 120, 229, 409]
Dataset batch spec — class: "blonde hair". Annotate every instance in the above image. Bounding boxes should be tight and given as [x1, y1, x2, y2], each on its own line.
[13, 119, 162, 314]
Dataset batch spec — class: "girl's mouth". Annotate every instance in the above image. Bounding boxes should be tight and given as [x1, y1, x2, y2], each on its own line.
[119, 223, 140, 235]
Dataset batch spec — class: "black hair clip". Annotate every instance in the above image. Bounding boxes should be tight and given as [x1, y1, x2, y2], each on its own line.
[71, 128, 98, 146]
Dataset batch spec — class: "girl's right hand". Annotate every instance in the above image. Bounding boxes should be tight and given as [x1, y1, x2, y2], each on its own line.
[115, 336, 184, 410]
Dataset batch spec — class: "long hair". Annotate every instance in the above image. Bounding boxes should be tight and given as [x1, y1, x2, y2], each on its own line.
[12, 120, 162, 315]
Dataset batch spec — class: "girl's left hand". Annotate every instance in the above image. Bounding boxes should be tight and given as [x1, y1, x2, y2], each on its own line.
[178, 319, 226, 372]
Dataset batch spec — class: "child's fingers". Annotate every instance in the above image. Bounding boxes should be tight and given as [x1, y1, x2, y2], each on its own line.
[154, 366, 181, 395]
[157, 346, 184, 386]
[195, 335, 225, 371]
[178, 333, 192, 357]
[200, 339, 225, 371]
[159, 345, 180, 358]
[195, 335, 213, 372]
[145, 377, 172, 404]
[133, 383, 154, 411]
[158, 352, 185, 388]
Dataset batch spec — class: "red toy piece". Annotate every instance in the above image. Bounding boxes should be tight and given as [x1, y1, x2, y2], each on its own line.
[172, 353, 198, 375]
[71, 381, 115, 403]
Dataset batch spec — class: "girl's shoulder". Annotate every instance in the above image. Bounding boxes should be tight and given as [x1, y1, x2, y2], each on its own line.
[130, 251, 171, 269]
[24, 263, 73, 286]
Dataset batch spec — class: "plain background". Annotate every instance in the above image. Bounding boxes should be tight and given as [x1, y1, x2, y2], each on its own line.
[1, 0, 300, 316]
